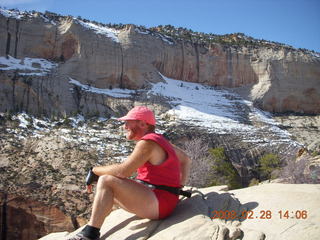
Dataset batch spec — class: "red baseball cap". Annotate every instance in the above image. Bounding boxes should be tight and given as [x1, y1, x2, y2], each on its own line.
[118, 106, 156, 126]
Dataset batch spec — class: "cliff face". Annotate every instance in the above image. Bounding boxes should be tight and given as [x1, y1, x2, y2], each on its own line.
[0, 192, 79, 240]
[0, 8, 319, 116]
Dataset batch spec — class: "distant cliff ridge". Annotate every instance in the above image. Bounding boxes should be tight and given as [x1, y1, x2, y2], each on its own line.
[0, 8, 319, 116]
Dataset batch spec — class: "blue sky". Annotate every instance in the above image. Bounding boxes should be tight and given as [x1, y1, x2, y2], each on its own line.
[1, 0, 319, 52]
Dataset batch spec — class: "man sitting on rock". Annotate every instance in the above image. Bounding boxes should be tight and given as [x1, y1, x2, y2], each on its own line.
[69, 106, 191, 240]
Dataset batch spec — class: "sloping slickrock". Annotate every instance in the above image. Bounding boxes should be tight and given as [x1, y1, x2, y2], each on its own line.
[40, 183, 320, 240]
[229, 183, 320, 240]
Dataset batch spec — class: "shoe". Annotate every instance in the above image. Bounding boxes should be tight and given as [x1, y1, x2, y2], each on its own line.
[67, 233, 99, 240]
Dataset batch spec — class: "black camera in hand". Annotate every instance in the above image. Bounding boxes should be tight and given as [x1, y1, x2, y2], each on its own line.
[86, 167, 99, 185]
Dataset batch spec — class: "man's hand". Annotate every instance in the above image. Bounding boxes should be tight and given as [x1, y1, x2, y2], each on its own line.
[85, 167, 99, 193]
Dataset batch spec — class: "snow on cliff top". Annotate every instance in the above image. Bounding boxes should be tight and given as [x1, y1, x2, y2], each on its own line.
[76, 20, 120, 42]
[0, 8, 23, 19]
[0, 8, 119, 42]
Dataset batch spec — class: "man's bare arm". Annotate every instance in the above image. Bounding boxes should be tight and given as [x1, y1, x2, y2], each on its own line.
[92, 140, 154, 178]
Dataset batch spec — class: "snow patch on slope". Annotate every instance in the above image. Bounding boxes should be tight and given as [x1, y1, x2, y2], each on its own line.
[77, 20, 120, 42]
[147, 73, 297, 146]
[0, 56, 58, 76]
[68, 78, 135, 98]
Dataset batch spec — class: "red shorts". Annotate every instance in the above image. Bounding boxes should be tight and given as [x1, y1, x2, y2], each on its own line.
[153, 189, 179, 219]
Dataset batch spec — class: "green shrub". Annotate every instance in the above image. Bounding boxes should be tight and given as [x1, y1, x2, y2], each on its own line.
[249, 178, 260, 187]
[209, 147, 241, 189]
[259, 153, 281, 180]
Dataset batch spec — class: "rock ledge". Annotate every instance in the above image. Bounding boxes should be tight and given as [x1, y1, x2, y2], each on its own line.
[40, 184, 320, 240]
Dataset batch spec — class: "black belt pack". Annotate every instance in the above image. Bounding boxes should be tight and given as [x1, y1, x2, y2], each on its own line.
[136, 179, 192, 198]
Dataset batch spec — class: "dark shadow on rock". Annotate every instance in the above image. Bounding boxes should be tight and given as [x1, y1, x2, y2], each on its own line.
[123, 222, 160, 240]
[100, 215, 161, 240]
[241, 201, 259, 210]
[204, 191, 259, 223]
[100, 215, 136, 238]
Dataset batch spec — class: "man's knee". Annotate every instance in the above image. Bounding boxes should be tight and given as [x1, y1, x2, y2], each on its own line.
[97, 174, 117, 189]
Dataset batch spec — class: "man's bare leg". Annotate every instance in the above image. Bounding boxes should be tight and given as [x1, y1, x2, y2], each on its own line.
[69, 175, 159, 239]
[89, 175, 159, 228]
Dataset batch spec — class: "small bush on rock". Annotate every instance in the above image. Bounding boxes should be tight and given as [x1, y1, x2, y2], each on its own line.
[249, 178, 260, 186]
[209, 147, 241, 189]
[258, 153, 281, 180]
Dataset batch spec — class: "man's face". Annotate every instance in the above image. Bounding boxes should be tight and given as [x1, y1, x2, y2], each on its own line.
[123, 120, 144, 140]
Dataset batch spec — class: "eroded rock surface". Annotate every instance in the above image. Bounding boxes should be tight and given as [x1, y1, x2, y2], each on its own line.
[41, 184, 320, 240]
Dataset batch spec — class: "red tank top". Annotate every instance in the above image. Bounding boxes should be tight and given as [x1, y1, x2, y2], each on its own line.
[136, 133, 181, 187]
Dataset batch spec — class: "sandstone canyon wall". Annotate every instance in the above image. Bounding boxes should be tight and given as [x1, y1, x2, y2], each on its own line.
[0, 9, 319, 117]
[0, 192, 79, 240]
